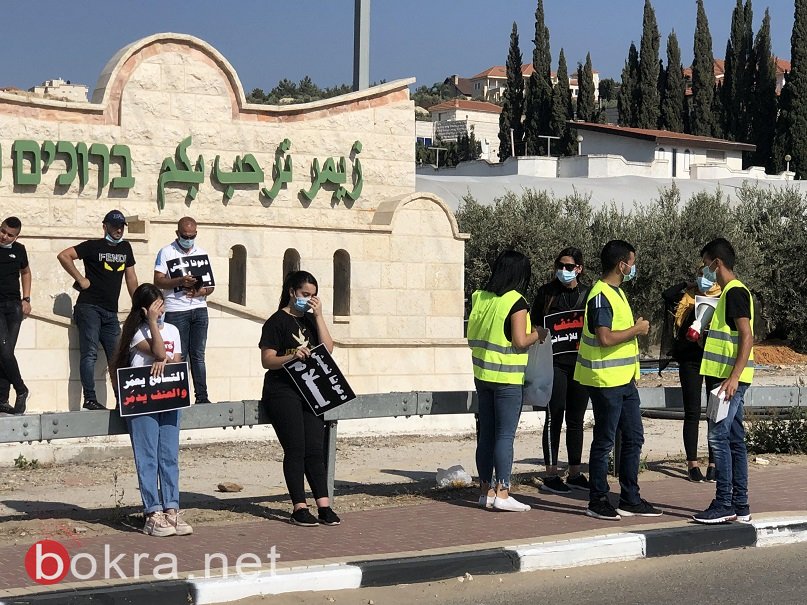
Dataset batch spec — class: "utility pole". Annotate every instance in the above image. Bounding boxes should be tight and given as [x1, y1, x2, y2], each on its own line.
[353, 0, 371, 91]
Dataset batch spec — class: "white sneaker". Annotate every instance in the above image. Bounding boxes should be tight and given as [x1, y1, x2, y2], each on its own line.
[478, 495, 495, 509]
[493, 495, 531, 512]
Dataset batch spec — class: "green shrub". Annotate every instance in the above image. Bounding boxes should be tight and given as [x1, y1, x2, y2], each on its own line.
[456, 183, 807, 351]
[746, 407, 807, 454]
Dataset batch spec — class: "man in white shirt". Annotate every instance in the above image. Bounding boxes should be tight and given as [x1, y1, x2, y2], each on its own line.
[153, 217, 214, 403]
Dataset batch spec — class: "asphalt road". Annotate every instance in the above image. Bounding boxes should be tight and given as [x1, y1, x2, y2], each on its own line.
[239, 542, 807, 605]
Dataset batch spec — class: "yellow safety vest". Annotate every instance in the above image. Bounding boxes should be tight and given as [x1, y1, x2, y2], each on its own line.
[574, 280, 640, 388]
[467, 289, 531, 385]
[700, 279, 755, 382]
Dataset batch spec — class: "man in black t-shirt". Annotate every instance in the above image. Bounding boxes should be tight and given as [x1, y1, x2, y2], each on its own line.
[57, 210, 138, 410]
[0, 217, 31, 415]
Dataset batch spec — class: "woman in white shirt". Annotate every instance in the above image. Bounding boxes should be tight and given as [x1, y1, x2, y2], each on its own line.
[112, 283, 191, 537]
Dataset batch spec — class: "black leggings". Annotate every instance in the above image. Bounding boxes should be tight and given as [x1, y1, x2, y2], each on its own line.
[679, 359, 714, 464]
[541, 363, 589, 468]
[263, 384, 329, 505]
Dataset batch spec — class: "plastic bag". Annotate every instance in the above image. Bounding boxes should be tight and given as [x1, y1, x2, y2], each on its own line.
[522, 338, 554, 408]
[436, 464, 473, 488]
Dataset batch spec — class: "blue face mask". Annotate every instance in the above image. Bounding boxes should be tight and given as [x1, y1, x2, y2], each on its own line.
[177, 237, 195, 250]
[556, 268, 577, 284]
[293, 296, 309, 312]
[621, 262, 637, 282]
[105, 233, 124, 244]
[702, 261, 718, 283]
[696, 275, 714, 293]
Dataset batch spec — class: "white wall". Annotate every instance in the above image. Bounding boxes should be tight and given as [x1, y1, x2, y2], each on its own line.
[580, 131, 656, 163]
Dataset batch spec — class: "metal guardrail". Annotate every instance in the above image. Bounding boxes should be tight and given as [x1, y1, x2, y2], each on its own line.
[0, 387, 802, 499]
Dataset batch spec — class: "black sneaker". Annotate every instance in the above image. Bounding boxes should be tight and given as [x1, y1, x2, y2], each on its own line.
[0, 402, 14, 414]
[318, 506, 341, 526]
[195, 397, 213, 404]
[693, 500, 736, 524]
[566, 473, 590, 491]
[586, 498, 621, 520]
[616, 498, 663, 517]
[734, 505, 752, 523]
[540, 475, 572, 494]
[688, 467, 706, 483]
[82, 400, 107, 411]
[289, 508, 319, 527]
[14, 389, 28, 415]
[704, 466, 716, 482]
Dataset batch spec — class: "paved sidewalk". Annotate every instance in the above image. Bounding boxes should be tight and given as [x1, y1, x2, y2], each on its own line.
[1, 464, 805, 602]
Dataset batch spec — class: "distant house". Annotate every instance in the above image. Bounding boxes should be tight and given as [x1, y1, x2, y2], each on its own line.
[468, 64, 600, 104]
[573, 122, 755, 178]
[683, 57, 790, 94]
[442, 75, 474, 99]
[426, 99, 502, 162]
[29, 78, 88, 102]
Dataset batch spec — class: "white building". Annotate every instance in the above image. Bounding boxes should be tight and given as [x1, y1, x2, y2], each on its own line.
[426, 99, 502, 162]
[468, 64, 599, 104]
[29, 78, 88, 102]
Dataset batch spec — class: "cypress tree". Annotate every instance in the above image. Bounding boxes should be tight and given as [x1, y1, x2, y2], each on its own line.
[750, 9, 778, 171]
[550, 48, 575, 156]
[721, 0, 753, 141]
[618, 42, 640, 126]
[577, 53, 597, 122]
[774, 0, 807, 177]
[498, 23, 525, 161]
[772, 70, 793, 173]
[637, 0, 661, 128]
[691, 0, 718, 136]
[660, 31, 685, 132]
[524, 0, 554, 154]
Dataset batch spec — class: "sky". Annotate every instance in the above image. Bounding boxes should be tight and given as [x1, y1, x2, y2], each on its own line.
[0, 1, 795, 95]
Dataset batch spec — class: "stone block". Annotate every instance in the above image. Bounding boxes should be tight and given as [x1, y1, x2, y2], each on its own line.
[395, 289, 430, 317]
[430, 289, 464, 317]
[425, 316, 464, 340]
[348, 346, 434, 376]
[425, 263, 463, 291]
[128, 62, 162, 90]
[161, 64, 186, 92]
[349, 314, 387, 339]
[18, 349, 71, 380]
[405, 263, 426, 289]
[433, 348, 472, 375]
[34, 321, 70, 349]
[386, 315, 426, 339]
[15, 319, 37, 349]
[361, 234, 391, 261]
[207, 315, 263, 347]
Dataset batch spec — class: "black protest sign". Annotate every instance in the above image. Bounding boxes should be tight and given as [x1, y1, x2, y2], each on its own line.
[117, 362, 192, 417]
[283, 344, 356, 416]
[166, 254, 215, 293]
[544, 310, 585, 356]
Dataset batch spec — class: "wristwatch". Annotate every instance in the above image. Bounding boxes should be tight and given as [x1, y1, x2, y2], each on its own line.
[21, 297, 31, 303]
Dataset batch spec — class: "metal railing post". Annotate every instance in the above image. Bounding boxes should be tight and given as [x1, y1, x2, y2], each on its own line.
[324, 420, 338, 501]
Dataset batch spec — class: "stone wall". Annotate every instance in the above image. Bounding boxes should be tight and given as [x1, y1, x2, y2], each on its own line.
[0, 34, 473, 412]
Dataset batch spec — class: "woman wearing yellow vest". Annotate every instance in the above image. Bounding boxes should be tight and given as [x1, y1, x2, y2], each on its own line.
[468, 250, 546, 512]
[693, 238, 754, 524]
[574, 240, 662, 521]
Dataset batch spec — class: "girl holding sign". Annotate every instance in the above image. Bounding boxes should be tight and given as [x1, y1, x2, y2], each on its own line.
[112, 283, 192, 537]
[259, 270, 340, 527]
[530, 247, 590, 495]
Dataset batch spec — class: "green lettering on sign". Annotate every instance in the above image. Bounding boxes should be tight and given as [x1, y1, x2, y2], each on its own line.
[158, 137, 204, 210]
[13, 140, 41, 185]
[213, 153, 265, 202]
[55, 141, 77, 186]
[89, 143, 110, 188]
[110, 145, 135, 189]
[261, 138, 293, 201]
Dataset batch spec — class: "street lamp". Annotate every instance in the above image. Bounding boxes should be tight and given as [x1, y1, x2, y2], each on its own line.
[577, 134, 584, 156]
[785, 154, 792, 173]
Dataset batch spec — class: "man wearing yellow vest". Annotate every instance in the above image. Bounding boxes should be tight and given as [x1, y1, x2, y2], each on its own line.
[693, 238, 754, 524]
[575, 240, 662, 520]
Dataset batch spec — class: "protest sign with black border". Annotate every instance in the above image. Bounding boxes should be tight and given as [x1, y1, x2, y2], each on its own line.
[166, 254, 215, 293]
[283, 344, 356, 416]
[117, 362, 191, 417]
[544, 310, 585, 356]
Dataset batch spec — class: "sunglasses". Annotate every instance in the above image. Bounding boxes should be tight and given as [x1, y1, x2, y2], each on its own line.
[556, 263, 578, 271]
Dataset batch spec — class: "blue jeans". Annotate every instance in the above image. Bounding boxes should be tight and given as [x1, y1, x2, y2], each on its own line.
[588, 382, 645, 505]
[475, 378, 523, 489]
[165, 308, 209, 401]
[706, 381, 750, 510]
[0, 300, 25, 402]
[73, 303, 120, 402]
[126, 410, 181, 513]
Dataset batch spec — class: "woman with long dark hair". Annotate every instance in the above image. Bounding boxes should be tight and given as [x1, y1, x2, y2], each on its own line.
[530, 247, 590, 494]
[468, 250, 546, 512]
[259, 270, 340, 526]
[111, 283, 191, 537]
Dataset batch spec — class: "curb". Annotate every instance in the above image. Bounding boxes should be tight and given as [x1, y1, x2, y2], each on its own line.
[4, 516, 807, 605]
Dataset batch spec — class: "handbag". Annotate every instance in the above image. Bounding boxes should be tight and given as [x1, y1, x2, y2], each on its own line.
[522, 337, 554, 408]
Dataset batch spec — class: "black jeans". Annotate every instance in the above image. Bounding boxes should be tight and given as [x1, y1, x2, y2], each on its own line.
[679, 359, 714, 464]
[263, 382, 329, 505]
[0, 300, 25, 402]
[541, 363, 589, 468]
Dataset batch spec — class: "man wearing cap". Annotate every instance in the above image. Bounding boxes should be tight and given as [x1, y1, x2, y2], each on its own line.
[153, 216, 214, 404]
[58, 210, 138, 410]
[0, 216, 31, 415]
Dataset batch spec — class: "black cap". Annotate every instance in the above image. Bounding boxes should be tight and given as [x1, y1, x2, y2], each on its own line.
[103, 210, 127, 227]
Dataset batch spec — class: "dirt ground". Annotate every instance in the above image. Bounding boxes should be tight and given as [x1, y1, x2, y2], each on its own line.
[0, 424, 804, 549]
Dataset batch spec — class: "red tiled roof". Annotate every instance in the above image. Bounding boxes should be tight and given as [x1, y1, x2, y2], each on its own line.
[776, 58, 791, 74]
[427, 99, 502, 114]
[571, 121, 756, 152]
[471, 63, 597, 80]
